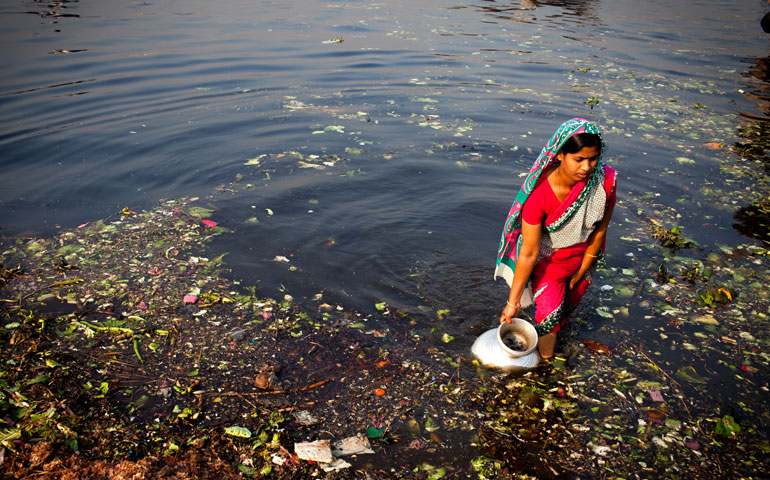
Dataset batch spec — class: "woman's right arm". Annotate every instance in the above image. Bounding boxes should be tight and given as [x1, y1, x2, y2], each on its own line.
[500, 219, 541, 323]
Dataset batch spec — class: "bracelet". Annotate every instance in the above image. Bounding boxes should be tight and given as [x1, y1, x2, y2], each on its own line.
[586, 252, 598, 258]
[506, 300, 520, 309]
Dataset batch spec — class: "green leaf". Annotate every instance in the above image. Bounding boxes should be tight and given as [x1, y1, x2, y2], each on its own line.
[0, 428, 22, 450]
[244, 154, 266, 165]
[64, 436, 78, 452]
[715, 415, 741, 436]
[420, 463, 447, 480]
[471, 455, 501, 480]
[25, 374, 50, 386]
[596, 307, 613, 318]
[101, 319, 127, 328]
[429, 469, 447, 480]
[163, 441, 179, 456]
[615, 285, 635, 297]
[366, 427, 384, 439]
[674, 366, 706, 384]
[47, 279, 84, 288]
[133, 338, 143, 364]
[187, 207, 215, 218]
[225, 426, 252, 438]
[424, 417, 439, 432]
[239, 464, 258, 475]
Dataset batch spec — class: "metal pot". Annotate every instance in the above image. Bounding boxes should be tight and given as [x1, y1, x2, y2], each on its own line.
[471, 318, 540, 372]
[496, 319, 538, 358]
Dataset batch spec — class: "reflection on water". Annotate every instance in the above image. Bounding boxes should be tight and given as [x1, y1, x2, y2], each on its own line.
[733, 49, 770, 242]
[471, 0, 598, 23]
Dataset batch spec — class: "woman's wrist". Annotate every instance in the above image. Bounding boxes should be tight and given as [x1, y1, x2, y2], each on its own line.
[506, 300, 520, 309]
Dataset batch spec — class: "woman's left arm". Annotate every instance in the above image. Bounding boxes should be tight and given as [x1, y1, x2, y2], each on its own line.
[569, 199, 616, 289]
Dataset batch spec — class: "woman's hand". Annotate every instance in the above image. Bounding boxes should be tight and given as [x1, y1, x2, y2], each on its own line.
[500, 303, 520, 324]
[569, 271, 583, 290]
[501, 219, 540, 324]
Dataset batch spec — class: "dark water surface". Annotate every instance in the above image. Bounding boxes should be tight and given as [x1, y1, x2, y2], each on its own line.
[2, 0, 769, 351]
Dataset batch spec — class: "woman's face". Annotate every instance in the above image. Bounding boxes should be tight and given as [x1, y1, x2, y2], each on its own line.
[557, 145, 601, 183]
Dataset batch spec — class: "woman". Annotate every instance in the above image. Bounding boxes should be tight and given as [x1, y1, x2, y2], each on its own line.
[495, 118, 617, 359]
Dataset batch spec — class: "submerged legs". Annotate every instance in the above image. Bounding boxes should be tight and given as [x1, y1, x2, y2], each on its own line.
[538, 331, 557, 359]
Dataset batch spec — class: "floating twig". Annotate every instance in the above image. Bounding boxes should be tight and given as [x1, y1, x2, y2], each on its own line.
[295, 379, 330, 393]
[632, 343, 681, 389]
[16, 278, 85, 302]
[277, 401, 317, 413]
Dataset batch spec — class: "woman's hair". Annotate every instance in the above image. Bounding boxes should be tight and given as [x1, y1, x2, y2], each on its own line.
[559, 132, 602, 155]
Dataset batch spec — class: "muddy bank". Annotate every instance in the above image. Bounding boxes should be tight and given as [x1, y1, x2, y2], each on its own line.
[1, 198, 769, 479]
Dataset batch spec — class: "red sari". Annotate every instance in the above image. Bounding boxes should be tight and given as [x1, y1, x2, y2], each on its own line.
[524, 165, 616, 335]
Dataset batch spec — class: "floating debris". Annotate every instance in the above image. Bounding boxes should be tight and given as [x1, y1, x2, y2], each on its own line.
[295, 439, 333, 463]
[581, 339, 612, 355]
[332, 434, 374, 456]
